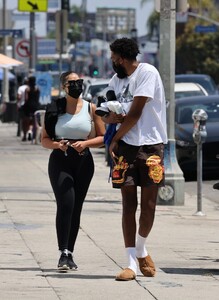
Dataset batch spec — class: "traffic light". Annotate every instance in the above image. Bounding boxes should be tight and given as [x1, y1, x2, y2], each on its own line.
[89, 65, 99, 77]
[61, 0, 69, 10]
[93, 67, 99, 77]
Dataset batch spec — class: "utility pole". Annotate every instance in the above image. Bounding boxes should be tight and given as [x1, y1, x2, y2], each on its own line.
[57, 0, 69, 95]
[29, 12, 36, 73]
[157, 0, 185, 205]
[2, 0, 9, 103]
[81, 0, 87, 41]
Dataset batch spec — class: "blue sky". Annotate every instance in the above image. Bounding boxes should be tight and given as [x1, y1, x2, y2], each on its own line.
[3, 0, 155, 37]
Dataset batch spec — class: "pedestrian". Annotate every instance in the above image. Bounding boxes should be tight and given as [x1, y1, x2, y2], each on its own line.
[16, 77, 28, 137]
[41, 71, 105, 271]
[21, 75, 40, 141]
[102, 37, 168, 281]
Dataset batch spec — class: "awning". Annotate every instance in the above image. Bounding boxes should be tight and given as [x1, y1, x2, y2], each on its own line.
[0, 53, 23, 68]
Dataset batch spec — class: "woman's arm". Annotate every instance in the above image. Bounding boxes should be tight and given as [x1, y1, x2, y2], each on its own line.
[41, 125, 68, 153]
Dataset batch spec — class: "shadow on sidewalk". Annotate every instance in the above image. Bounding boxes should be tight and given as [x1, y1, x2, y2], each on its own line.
[39, 273, 115, 280]
[161, 267, 219, 275]
[0, 267, 116, 279]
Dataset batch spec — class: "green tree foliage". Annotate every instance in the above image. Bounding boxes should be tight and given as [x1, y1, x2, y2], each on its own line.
[141, 0, 219, 84]
[68, 5, 83, 43]
[141, 0, 159, 37]
[176, 1, 219, 83]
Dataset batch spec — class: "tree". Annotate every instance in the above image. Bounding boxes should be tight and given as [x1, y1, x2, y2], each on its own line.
[176, 1, 219, 83]
[141, 0, 160, 38]
[141, 0, 219, 84]
[68, 5, 84, 43]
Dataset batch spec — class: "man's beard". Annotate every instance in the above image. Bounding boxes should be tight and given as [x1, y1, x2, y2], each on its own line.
[112, 62, 127, 79]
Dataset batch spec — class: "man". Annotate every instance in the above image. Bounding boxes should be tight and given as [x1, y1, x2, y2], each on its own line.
[102, 38, 167, 281]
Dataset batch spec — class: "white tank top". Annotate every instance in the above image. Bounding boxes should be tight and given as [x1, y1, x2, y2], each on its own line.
[55, 100, 91, 140]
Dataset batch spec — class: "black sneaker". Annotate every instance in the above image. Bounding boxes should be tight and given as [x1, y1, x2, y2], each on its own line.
[213, 182, 219, 190]
[68, 254, 78, 270]
[27, 131, 32, 141]
[58, 253, 69, 271]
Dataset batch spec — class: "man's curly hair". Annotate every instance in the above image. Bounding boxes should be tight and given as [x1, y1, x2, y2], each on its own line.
[110, 37, 140, 60]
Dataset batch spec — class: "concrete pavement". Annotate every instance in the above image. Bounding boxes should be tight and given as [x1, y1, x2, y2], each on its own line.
[0, 122, 219, 300]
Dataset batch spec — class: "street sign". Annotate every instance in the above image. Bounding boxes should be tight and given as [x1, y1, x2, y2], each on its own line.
[16, 40, 30, 58]
[18, 0, 48, 12]
[14, 39, 30, 70]
[195, 25, 218, 33]
[0, 29, 23, 38]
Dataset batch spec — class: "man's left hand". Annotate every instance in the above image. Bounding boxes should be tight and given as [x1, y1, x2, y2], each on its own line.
[109, 140, 119, 164]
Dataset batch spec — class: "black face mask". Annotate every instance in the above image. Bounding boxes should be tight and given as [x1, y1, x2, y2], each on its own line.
[112, 62, 127, 79]
[67, 79, 83, 99]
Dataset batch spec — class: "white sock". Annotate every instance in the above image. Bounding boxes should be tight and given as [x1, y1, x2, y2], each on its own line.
[126, 247, 137, 274]
[60, 249, 68, 256]
[136, 233, 148, 258]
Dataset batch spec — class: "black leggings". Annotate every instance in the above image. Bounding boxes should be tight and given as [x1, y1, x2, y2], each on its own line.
[48, 147, 94, 252]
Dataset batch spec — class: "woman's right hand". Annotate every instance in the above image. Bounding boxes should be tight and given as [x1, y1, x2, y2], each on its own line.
[59, 139, 69, 152]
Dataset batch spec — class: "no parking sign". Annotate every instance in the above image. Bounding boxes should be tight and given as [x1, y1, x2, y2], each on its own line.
[15, 39, 30, 68]
[16, 40, 30, 57]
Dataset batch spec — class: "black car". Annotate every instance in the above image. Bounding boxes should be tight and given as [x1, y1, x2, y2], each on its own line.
[175, 95, 219, 179]
[175, 74, 219, 95]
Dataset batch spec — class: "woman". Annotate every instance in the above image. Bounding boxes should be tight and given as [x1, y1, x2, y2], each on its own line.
[22, 76, 40, 141]
[41, 71, 105, 271]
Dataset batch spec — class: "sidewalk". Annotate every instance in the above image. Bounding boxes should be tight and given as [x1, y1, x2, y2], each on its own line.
[0, 122, 219, 300]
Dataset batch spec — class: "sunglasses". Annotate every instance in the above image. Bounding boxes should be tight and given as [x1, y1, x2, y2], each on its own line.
[66, 79, 84, 86]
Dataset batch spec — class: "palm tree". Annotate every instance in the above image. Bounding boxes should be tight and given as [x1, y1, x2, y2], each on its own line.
[141, 0, 160, 39]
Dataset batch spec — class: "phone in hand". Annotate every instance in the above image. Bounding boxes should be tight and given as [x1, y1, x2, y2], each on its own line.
[63, 140, 69, 145]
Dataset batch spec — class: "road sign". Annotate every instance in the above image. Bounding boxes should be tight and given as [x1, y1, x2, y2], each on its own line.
[16, 40, 30, 58]
[195, 25, 218, 33]
[18, 0, 48, 12]
[0, 29, 23, 38]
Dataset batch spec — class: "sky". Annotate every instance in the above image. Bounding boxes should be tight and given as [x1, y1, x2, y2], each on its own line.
[2, 0, 155, 37]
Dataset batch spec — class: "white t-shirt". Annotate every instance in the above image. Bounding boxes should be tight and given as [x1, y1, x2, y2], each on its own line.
[17, 84, 28, 107]
[109, 63, 168, 146]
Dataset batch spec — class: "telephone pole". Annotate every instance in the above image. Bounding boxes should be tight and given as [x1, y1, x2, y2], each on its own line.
[157, 0, 186, 205]
[2, 0, 9, 103]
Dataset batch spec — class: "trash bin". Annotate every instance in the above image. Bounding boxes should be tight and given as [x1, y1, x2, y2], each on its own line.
[2, 101, 18, 123]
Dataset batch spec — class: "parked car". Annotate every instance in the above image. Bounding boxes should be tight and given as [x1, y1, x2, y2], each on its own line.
[82, 78, 110, 104]
[175, 82, 208, 99]
[175, 95, 219, 179]
[175, 74, 218, 95]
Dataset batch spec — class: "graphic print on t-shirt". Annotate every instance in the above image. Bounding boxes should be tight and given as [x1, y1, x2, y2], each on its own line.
[117, 84, 132, 104]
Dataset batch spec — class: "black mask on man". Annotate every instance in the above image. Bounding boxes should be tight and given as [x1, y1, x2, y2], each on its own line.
[112, 62, 127, 79]
[67, 80, 83, 99]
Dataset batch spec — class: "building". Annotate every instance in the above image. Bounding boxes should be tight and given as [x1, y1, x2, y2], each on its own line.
[95, 7, 136, 41]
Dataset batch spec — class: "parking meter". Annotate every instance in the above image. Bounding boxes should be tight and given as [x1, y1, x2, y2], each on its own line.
[192, 109, 208, 144]
[192, 108, 208, 216]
